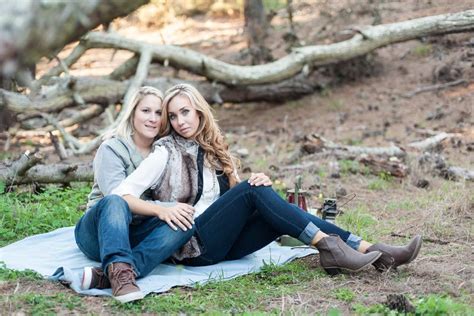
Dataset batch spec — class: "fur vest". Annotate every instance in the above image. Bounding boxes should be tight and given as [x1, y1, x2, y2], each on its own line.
[151, 133, 230, 260]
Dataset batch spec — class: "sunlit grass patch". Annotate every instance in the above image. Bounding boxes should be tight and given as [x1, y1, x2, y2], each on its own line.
[367, 172, 394, 191]
[353, 293, 473, 315]
[336, 204, 378, 242]
[6, 292, 85, 315]
[333, 288, 355, 302]
[0, 184, 90, 246]
[0, 263, 42, 281]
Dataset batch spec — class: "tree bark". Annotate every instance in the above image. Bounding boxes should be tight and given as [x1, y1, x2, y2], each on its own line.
[244, 0, 273, 64]
[0, 0, 149, 77]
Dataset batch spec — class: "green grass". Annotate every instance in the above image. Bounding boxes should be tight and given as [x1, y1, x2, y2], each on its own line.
[112, 260, 326, 314]
[334, 288, 355, 302]
[336, 204, 379, 242]
[0, 184, 90, 246]
[367, 172, 394, 191]
[339, 159, 361, 175]
[263, 0, 286, 11]
[353, 294, 473, 315]
[0, 262, 42, 281]
[6, 292, 86, 315]
[412, 43, 433, 57]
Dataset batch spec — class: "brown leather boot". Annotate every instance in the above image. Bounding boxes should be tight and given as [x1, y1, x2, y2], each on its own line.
[366, 235, 422, 272]
[107, 262, 144, 303]
[315, 235, 382, 275]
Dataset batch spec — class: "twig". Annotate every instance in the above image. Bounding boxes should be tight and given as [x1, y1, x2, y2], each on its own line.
[43, 104, 104, 132]
[402, 79, 467, 98]
[110, 47, 152, 132]
[48, 131, 68, 160]
[36, 43, 87, 87]
[390, 233, 450, 245]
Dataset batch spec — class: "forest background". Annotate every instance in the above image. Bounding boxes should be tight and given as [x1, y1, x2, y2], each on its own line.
[0, 0, 473, 314]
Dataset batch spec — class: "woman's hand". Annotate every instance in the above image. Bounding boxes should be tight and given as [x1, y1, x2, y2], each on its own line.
[248, 172, 272, 187]
[156, 203, 195, 231]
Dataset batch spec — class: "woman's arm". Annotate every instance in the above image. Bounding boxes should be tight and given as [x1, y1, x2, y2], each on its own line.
[122, 195, 194, 231]
[111, 146, 195, 230]
[93, 143, 129, 195]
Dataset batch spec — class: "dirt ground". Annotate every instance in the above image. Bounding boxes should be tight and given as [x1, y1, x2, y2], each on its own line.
[2, 0, 474, 314]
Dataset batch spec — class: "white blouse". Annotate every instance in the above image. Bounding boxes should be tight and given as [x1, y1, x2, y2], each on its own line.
[112, 145, 220, 218]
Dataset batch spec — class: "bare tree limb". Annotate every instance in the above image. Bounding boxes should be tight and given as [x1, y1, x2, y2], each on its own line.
[0, 0, 149, 77]
[77, 10, 474, 85]
[408, 132, 462, 151]
[302, 133, 406, 157]
[0, 160, 93, 186]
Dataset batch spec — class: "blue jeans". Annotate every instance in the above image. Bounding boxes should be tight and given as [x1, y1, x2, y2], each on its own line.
[74, 195, 194, 277]
[180, 182, 361, 266]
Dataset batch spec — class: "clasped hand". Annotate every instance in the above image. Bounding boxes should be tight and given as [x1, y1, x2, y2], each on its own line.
[158, 203, 195, 231]
[248, 172, 272, 186]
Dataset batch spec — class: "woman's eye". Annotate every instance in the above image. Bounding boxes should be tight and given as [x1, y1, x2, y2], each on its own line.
[169, 114, 176, 120]
[182, 109, 189, 115]
[156, 111, 162, 116]
[142, 108, 150, 113]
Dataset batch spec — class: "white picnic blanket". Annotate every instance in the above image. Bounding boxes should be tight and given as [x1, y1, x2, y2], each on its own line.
[0, 227, 317, 297]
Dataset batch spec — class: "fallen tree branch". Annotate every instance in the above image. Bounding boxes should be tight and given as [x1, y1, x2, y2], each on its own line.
[116, 47, 153, 127]
[302, 133, 407, 157]
[74, 10, 474, 86]
[408, 132, 462, 151]
[0, 0, 149, 76]
[402, 79, 468, 98]
[0, 161, 93, 186]
[20, 104, 105, 131]
[0, 151, 43, 186]
[1, 72, 328, 114]
[358, 156, 408, 177]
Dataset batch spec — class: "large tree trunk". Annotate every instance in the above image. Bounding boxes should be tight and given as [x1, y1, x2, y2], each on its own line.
[0, 0, 149, 78]
[244, 0, 273, 65]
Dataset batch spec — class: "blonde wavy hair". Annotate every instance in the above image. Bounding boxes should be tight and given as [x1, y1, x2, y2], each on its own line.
[160, 84, 240, 187]
[104, 86, 164, 146]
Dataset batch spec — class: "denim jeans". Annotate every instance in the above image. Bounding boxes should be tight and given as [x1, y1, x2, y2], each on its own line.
[74, 195, 194, 277]
[180, 182, 361, 266]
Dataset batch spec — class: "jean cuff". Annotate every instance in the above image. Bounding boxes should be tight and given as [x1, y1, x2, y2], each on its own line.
[346, 233, 362, 250]
[298, 222, 320, 245]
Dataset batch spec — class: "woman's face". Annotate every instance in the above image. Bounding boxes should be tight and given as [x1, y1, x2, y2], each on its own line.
[168, 94, 200, 139]
[132, 94, 162, 145]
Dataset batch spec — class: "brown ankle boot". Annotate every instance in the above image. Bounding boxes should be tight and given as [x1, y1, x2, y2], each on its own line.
[366, 235, 422, 272]
[315, 235, 382, 275]
[107, 262, 144, 303]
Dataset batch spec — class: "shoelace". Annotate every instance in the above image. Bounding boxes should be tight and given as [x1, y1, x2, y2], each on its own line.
[113, 266, 137, 291]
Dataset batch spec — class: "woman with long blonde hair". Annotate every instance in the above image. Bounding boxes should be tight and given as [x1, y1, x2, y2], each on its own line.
[75, 86, 195, 304]
[113, 84, 422, 275]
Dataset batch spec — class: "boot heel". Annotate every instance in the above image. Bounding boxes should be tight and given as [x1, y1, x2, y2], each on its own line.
[324, 267, 341, 276]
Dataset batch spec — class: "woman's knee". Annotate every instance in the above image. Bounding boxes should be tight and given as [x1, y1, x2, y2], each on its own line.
[95, 195, 132, 224]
